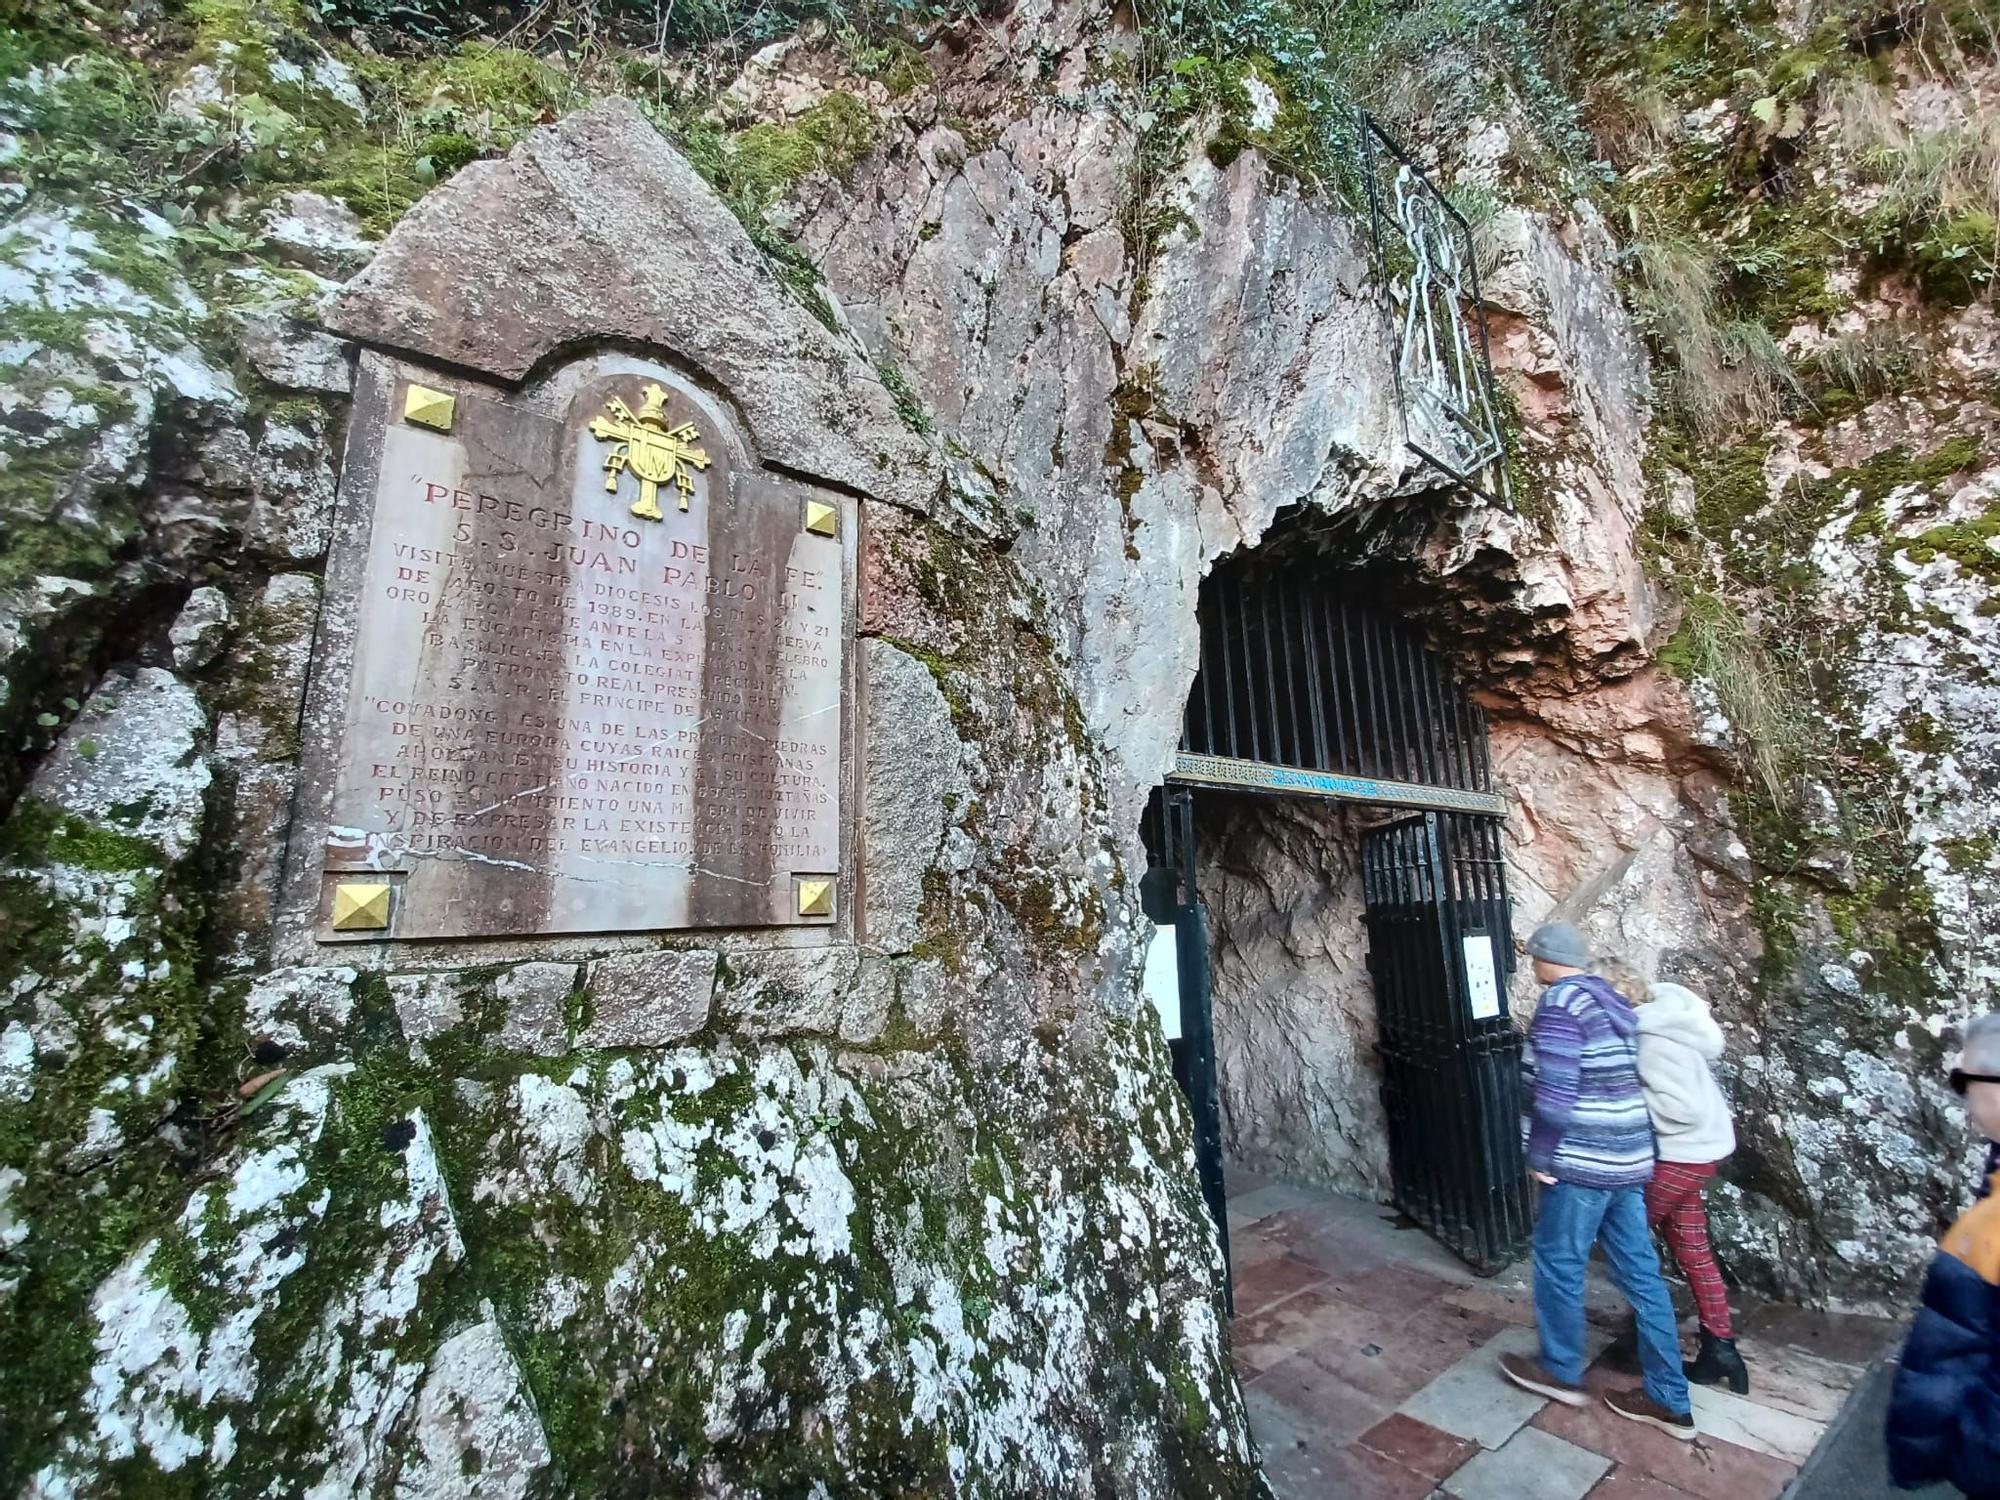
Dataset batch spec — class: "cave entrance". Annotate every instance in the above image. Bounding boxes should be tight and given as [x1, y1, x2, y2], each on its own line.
[1141, 544, 1533, 1290]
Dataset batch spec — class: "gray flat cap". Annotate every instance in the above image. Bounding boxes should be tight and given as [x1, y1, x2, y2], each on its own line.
[1525, 921, 1592, 968]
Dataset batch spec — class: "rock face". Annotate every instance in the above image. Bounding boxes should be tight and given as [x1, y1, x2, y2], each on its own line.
[6, 0, 2000, 1489]
[1199, 795, 1391, 1199]
[29, 669, 212, 863]
[0, 48, 1258, 1498]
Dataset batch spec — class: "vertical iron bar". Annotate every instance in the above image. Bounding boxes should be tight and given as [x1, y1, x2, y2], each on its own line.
[1410, 628, 1435, 788]
[1320, 591, 1344, 774]
[1434, 652, 1469, 791]
[1300, 579, 1330, 772]
[1386, 821, 1412, 1223]
[1448, 816, 1487, 1250]
[1363, 609, 1387, 781]
[1391, 624, 1415, 786]
[1189, 591, 1212, 755]
[1420, 819, 1452, 1240]
[1357, 604, 1383, 780]
[1272, 576, 1288, 764]
[1260, 580, 1289, 767]
[1399, 819, 1437, 1234]
[1165, 787, 1232, 1307]
[1408, 628, 1440, 788]
[1428, 813, 1477, 1251]
[1376, 612, 1408, 788]
[1414, 630, 1446, 790]
[1217, 577, 1239, 759]
[1408, 824, 1440, 1232]
[1339, 596, 1364, 777]
[1454, 656, 1481, 792]
[1277, 577, 1303, 768]
[1236, 575, 1263, 763]
[1382, 830, 1413, 1224]
[1440, 816, 1472, 1248]
[1463, 812, 1505, 1263]
[1177, 601, 1195, 756]
[1394, 615, 1419, 785]
[1488, 814, 1527, 1257]
[1259, 579, 1285, 766]
[1491, 816, 1516, 959]
[1318, 591, 1346, 775]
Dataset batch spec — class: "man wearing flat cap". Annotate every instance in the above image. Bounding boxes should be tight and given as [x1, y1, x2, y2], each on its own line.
[1497, 922, 1697, 1439]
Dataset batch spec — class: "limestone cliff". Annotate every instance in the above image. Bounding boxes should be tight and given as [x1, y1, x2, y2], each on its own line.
[1, 0, 1997, 1491]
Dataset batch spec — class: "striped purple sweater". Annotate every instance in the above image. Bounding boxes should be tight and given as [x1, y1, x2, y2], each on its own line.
[1526, 976, 1657, 1189]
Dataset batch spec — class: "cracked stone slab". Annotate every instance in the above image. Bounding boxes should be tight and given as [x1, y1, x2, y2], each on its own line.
[264, 190, 375, 278]
[580, 950, 717, 1047]
[168, 586, 232, 671]
[843, 955, 896, 1044]
[495, 962, 576, 1055]
[1440, 1426, 1610, 1500]
[397, 1309, 553, 1498]
[390, 972, 465, 1043]
[718, 945, 860, 1036]
[244, 964, 357, 1053]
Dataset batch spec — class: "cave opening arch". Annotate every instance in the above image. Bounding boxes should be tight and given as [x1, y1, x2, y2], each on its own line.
[1140, 515, 1533, 1290]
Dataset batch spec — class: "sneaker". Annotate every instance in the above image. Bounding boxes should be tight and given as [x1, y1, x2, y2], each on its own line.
[1604, 1386, 1697, 1441]
[1497, 1351, 1590, 1407]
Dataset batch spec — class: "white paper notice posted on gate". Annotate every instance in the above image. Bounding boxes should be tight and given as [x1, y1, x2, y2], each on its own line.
[1462, 933, 1503, 1020]
[1143, 924, 1183, 1041]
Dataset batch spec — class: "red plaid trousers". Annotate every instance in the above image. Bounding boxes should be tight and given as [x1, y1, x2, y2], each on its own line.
[1645, 1159, 1734, 1338]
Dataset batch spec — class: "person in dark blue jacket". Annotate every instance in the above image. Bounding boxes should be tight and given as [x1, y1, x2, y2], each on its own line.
[1887, 1013, 2000, 1498]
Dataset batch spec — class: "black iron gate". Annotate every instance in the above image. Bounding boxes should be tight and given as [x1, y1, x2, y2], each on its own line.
[1148, 549, 1535, 1287]
[1361, 811, 1531, 1273]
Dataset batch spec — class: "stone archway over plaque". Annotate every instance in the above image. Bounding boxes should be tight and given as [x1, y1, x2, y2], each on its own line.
[291, 351, 850, 944]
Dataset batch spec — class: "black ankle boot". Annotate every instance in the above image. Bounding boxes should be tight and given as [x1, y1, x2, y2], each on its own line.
[1683, 1330, 1749, 1395]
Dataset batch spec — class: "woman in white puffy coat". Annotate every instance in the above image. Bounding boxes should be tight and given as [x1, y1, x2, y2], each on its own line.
[1634, 979, 1748, 1395]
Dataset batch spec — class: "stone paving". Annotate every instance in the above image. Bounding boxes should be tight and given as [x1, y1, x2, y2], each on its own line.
[1226, 1176, 1903, 1500]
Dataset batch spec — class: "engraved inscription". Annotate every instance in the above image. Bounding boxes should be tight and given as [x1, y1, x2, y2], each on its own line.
[323, 365, 844, 939]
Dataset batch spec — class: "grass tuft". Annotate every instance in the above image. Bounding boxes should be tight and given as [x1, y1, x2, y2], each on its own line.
[1823, 69, 2000, 303]
[1629, 235, 1803, 440]
[1660, 591, 1813, 805]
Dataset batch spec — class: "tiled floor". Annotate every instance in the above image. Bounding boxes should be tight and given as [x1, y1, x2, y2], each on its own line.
[1225, 1175, 1902, 1500]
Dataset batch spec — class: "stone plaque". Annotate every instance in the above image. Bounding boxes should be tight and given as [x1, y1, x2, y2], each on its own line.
[315, 354, 845, 940]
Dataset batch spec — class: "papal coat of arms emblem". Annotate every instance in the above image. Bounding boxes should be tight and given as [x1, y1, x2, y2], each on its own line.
[587, 382, 711, 521]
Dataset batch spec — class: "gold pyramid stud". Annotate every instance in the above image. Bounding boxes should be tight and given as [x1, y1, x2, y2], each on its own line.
[402, 384, 456, 432]
[330, 882, 393, 931]
[795, 877, 835, 919]
[803, 499, 839, 539]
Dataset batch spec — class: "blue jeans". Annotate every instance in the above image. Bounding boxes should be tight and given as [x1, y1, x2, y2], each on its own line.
[1533, 1180, 1692, 1414]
